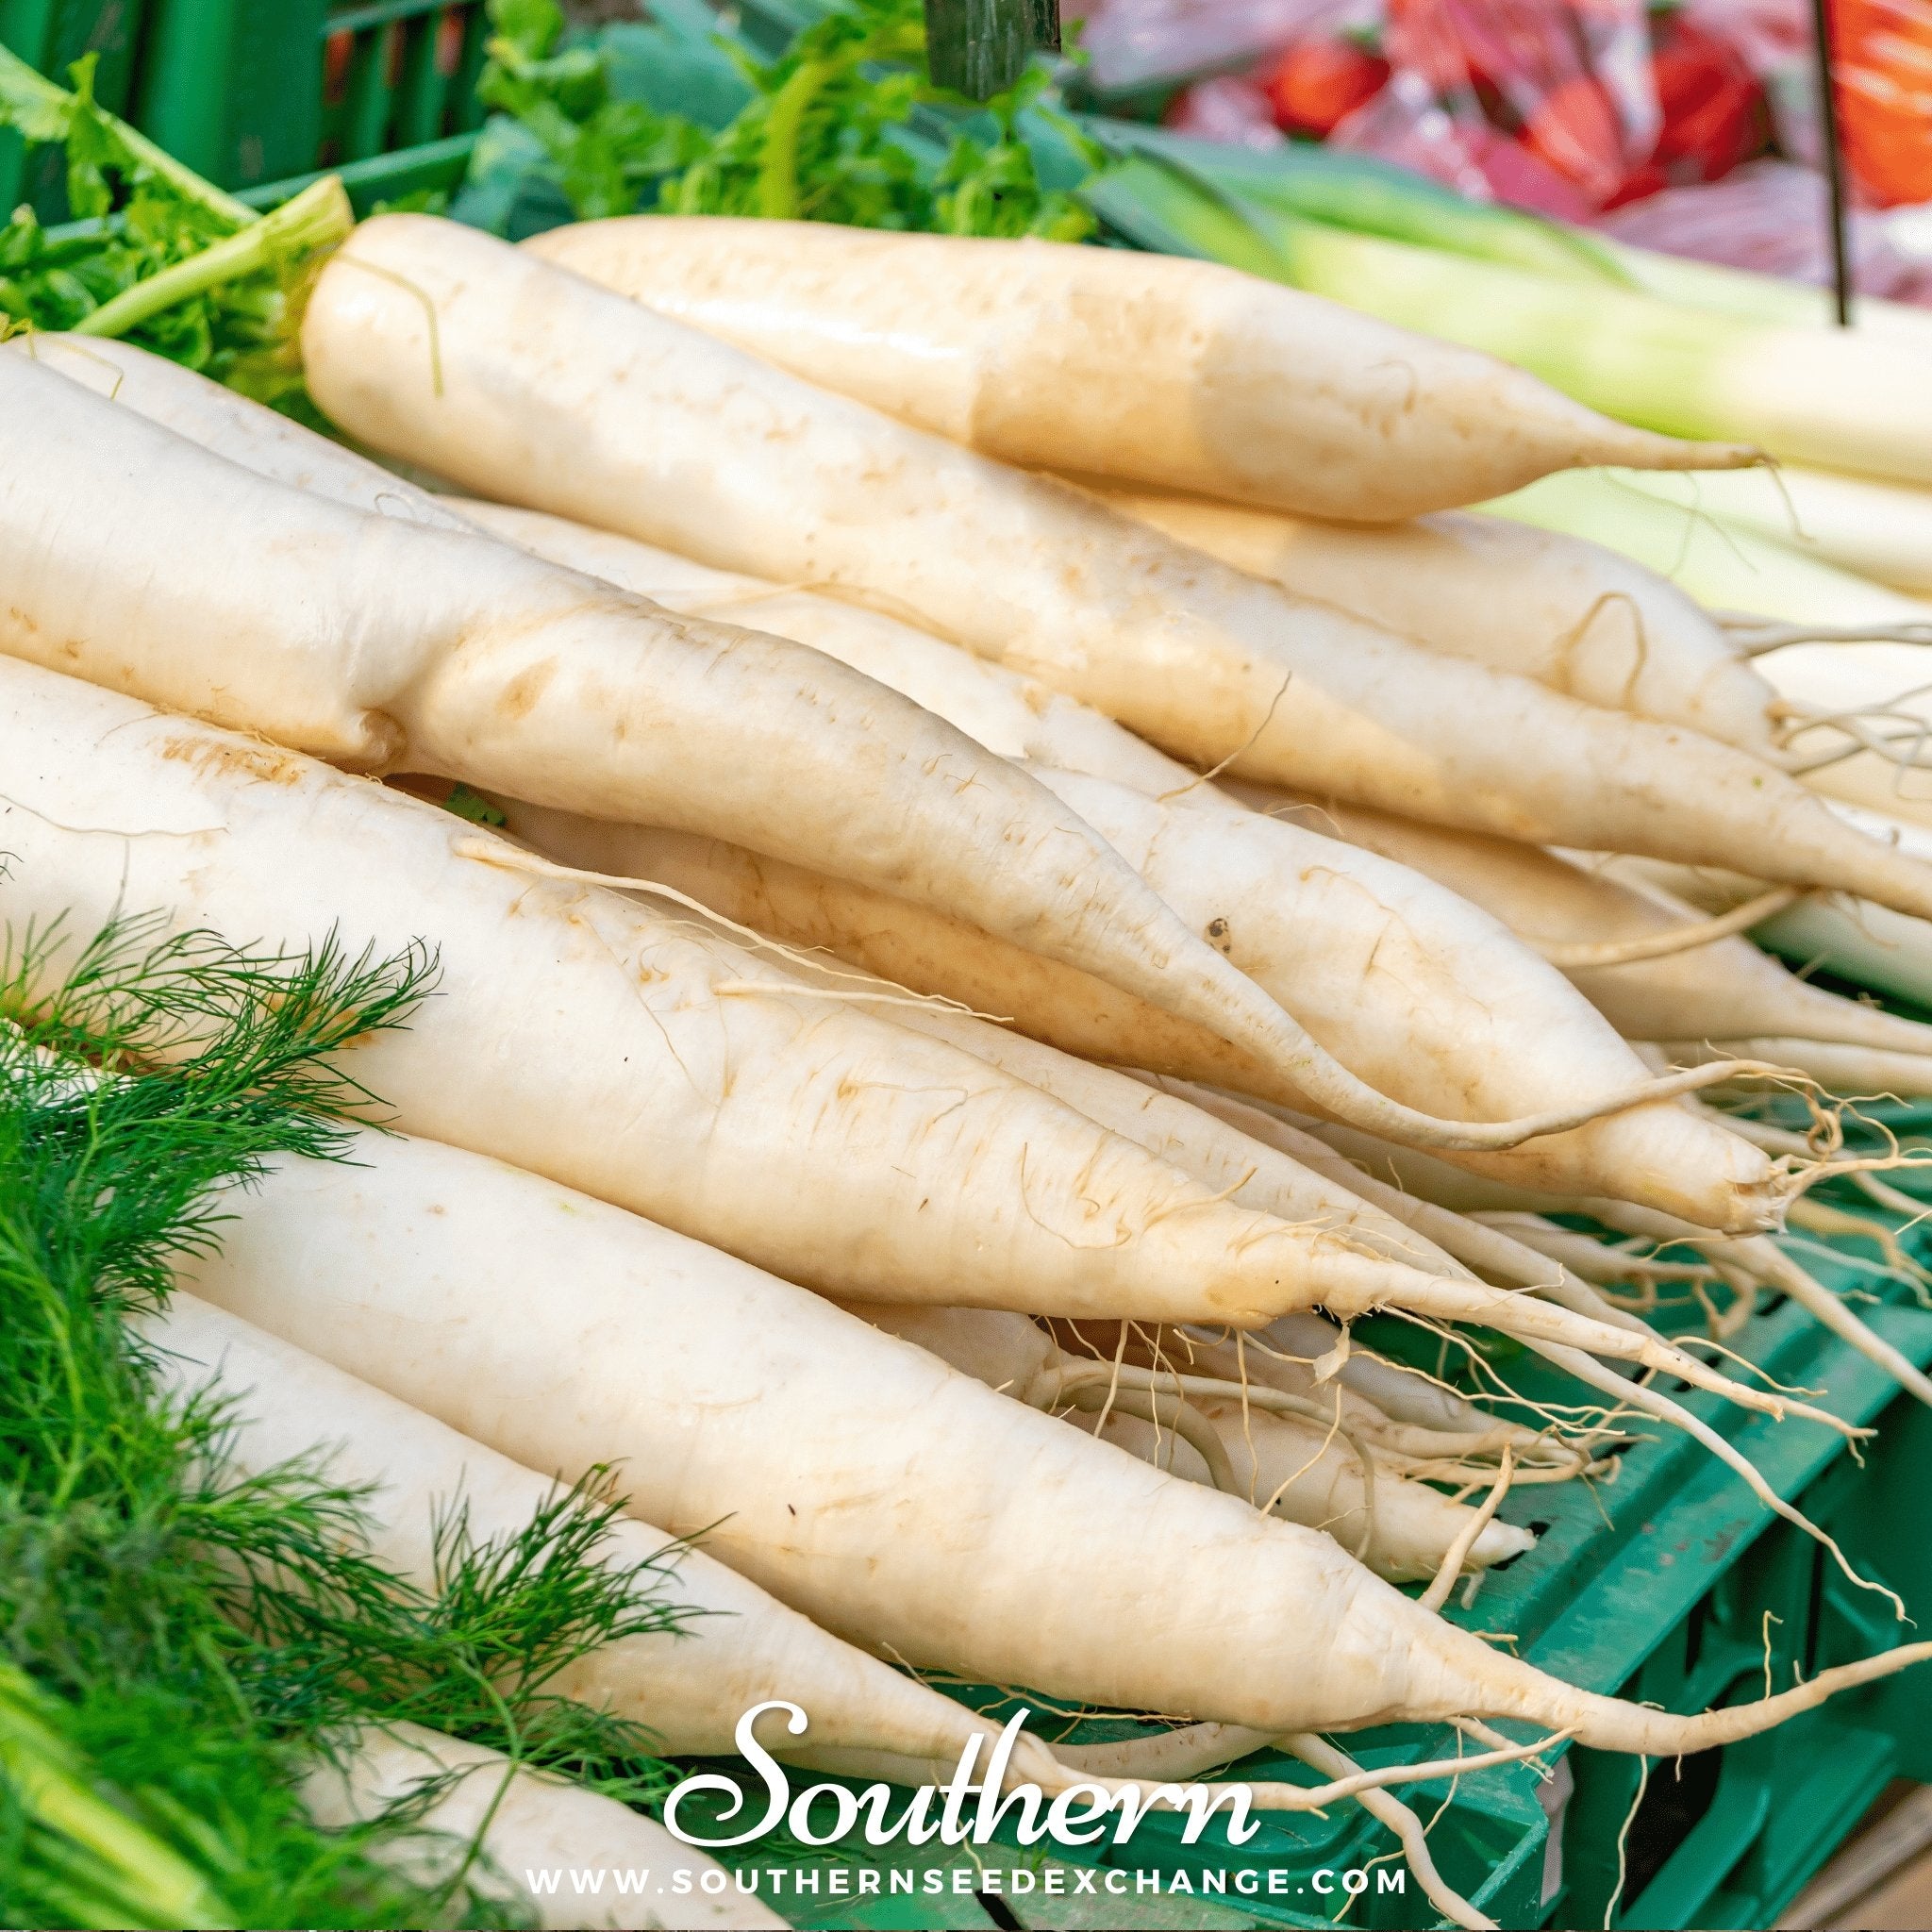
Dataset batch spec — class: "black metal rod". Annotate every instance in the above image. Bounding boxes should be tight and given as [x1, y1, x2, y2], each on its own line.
[1809, 0, 1854, 326]
[924, 0, 1059, 99]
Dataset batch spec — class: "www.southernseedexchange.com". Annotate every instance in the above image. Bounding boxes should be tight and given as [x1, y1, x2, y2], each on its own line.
[522, 1861, 1411, 1904]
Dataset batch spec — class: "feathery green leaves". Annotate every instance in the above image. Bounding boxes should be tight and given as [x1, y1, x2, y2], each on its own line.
[0, 913, 687, 1927]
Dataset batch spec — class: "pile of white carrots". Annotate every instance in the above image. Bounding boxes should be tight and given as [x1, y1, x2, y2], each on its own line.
[13, 209, 1932, 1928]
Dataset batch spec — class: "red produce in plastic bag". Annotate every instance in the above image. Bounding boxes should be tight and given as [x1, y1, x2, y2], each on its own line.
[1162, 71, 1290, 144]
[1649, 14, 1772, 177]
[1381, 0, 1660, 202]
[1262, 33, 1392, 133]
[1835, 0, 1932, 207]
[1072, 0, 1372, 93]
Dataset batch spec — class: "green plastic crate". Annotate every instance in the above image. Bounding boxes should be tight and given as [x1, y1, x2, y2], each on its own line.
[655, 1241, 1932, 1932]
[132, 0, 487, 191]
[234, 127, 477, 218]
[2, 0, 487, 208]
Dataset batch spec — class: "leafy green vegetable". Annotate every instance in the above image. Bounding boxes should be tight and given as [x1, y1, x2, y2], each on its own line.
[0, 911, 686, 1927]
[0, 48, 346, 410]
[440, 785, 511, 830]
[475, 0, 1096, 239]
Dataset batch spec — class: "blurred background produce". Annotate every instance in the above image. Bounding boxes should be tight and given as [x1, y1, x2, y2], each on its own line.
[1077, 0, 1932, 305]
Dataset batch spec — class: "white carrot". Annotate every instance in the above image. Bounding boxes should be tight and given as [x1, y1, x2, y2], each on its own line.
[521, 214, 1748, 522]
[1490, 1194, 1932, 1414]
[1084, 462, 1932, 842]
[1083, 479, 1782, 758]
[158, 1295, 1499, 1843]
[497, 789, 1785, 1233]
[1475, 469, 1932, 825]
[1193, 1107, 1912, 1557]
[111, 394, 1895, 1131]
[0, 658, 1369, 1329]
[74, 352, 1789, 1205]
[1294, 1124, 1932, 1411]
[5, 656, 1783, 1374]
[142, 1292, 1086, 1784]
[1751, 641, 1932, 831]
[13, 335, 1200, 811]
[8, 333, 477, 533]
[175, 1122, 1932, 1757]
[1022, 765, 1781, 1226]
[1157, 1081, 1652, 1342]
[1092, 1395, 1532, 1583]
[1058, 1317, 1548, 1463]
[797, 981, 1466, 1274]
[53, 332, 1903, 843]
[832, 1300, 1541, 1581]
[0, 350, 1361, 1128]
[1607, 806, 1932, 1013]
[1266, 790, 1932, 1073]
[1251, 1311, 1544, 1441]
[453, 502, 1201, 799]
[302, 216, 1932, 929]
[302, 1723, 780, 1930]
[92, 250, 1911, 1047]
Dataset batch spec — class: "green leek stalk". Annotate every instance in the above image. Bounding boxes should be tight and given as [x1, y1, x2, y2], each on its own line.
[1604, 463, 1932, 598]
[1085, 121, 1633, 285]
[1594, 235, 1932, 349]
[1089, 120, 1932, 349]
[1483, 468, 1930, 625]
[1087, 155, 1932, 489]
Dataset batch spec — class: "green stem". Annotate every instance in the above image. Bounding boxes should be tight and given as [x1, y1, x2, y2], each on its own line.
[0, 1666, 237, 1929]
[73, 175, 353, 341]
[757, 58, 832, 220]
[0, 42, 256, 229]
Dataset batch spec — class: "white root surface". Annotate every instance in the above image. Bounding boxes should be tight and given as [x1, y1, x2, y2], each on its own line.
[837, 1301, 1535, 1583]
[498, 791, 1783, 1226]
[304, 1723, 780, 1930]
[301, 218, 1932, 930]
[0, 657, 1447, 1328]
[1088, 479, 1778, 756]
[525, 214, 1748, 522]
[175, 1125, 1932, 1757]
[1251, 788, 1932, 1065]
[0, 348, 1347, 1128]
[142, 1292, 1088, 1774]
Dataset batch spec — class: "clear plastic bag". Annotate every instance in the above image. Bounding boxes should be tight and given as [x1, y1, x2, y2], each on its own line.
[1087, 0, 1932, 291]
[1071, 0, 1370, 94]
[1377, 0, 1659, 205]
[1103, 0, 1777, 212]
[1596, 155, 1932, 295]
[1160, 71, 1290, 145]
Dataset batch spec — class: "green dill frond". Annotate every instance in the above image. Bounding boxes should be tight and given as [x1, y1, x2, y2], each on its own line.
[1, 908, 438, 1110]
[1, 911, 680, 1927]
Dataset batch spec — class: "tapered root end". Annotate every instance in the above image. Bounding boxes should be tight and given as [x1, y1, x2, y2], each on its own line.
[1599, 431, 1764, 474]
[1472, 1520, 1536, 1569]
[1512, 1641, 1932, 1756]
